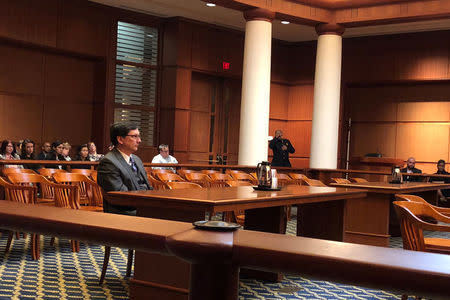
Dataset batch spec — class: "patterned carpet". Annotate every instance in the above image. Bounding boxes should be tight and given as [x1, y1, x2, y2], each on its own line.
[0, 210, 448, 300]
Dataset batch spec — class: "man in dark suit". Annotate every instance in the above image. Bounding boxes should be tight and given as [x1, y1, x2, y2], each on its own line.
[97, 122, 151, 215]
[269, 130, 295, 167]
[400, 157, 422, 182]
[37, 142, 51, 160]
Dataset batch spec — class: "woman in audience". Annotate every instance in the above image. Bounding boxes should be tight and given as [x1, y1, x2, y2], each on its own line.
[0, 139, 23, 168]
[73, 144, 91, 169]
[20, 139, 38, 171]
[87, 142, 103, 161]
[430, 159, 450, 206]
[47, 140, 65, 169]
[61, 142, 72, 161]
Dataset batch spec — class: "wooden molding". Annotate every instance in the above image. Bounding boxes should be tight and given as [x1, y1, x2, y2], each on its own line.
[243, 8, 275, 22]
[315, 23, 345, 35]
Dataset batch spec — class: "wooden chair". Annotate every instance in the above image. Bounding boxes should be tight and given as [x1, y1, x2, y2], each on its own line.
[7, 173, 55, 205]
[38, 168, 66, 179]
[201, 169, 219, 176]
[225, 180, 253, 187]
[209, 173, 233, 187]
[2, 168, 36, 176]
[249, 172, 257, 180]
[300, 176, 327, 187]
[0, 177, 40, 260]
[393, 200, 450, 255]
[330, 178, 351, 184]
[71, 169, 93, 177]
[53, 172, 103, 210]
[151, 168, 174, 176]
[166, 182, 202, 189]
[288, 173, 307, 185]
[185, 173, 211, 187]
[395, 194, 450, 218]
[349, 177, 368, 183]
[231, 172, 258, 185]
[277, 173, 296, 187]
[225, 169, 244, 175]
[177, 169, 197, 180]
[91, 170, 98, 182]
[393, 200, 450, 300]
[147, 174, 167, 190]
[156, 172, 185, 183]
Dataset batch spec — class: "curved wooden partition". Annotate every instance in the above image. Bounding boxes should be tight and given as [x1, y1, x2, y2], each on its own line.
[0, 201, 449, 300]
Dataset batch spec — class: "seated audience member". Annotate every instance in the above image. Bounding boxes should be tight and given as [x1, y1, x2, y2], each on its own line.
[87, 141, 104, 161]
[151, 144, 178, 172]
[62, 142, 72, 161]
[400, 157, 422, 182]
[430, 159, 450, 205]
[37, 142, 52, 160]
[20, 139, 38, 171]
[72, 144, 91, 169]
[0, 139, 23, 168]
[48, 141, 65, 169]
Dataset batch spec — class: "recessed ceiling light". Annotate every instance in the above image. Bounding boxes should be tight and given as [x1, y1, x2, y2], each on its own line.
[281, 21, 290, 25]
[206, 3, 216, 7]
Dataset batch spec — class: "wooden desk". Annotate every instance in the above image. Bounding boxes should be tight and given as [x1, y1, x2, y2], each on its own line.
[330, 181, 450, 247]
[107, 185, 366, 300]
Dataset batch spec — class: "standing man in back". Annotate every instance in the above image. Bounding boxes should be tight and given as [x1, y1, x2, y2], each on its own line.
[97, 122, 151, 215]
[269, 130, 295, 167]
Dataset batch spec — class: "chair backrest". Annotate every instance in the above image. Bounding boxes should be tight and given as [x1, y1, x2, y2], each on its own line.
[225, 169, 244, 175]
[52, 182, 81, 209]
[302, 177, 327, 187]
[71, 169, 92, 177]
[91, 170, 98, 182]
[277, 173, 296, 186]
[226, 180, 253, 187]
[393, 200, 450, 252]
[177, 169, 197, 179]
[349, 177, 368, 183]
[185, 173, 211, 187]
[38, 168, 66, 178]
[331, 178, 351, 184]
[156, 172, 185, 183]
[7, 173, 55, 200]
[201, 170, 219, 175]
[0, 176, 37, 204]
[166, 182, 202, 190]
[152, 168, 174, 176]
[2, 168, 35, 176]
[147, 174, 167, 190]
[53, 172, 100, 206]
[395, 194, 450, 217]
[231, 172, 258, 184]
[209, 173, 233, 187]
[288, 173, 307, 185]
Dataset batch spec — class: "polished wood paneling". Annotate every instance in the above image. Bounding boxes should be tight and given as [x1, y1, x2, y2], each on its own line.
[173, 110, 190, 152]
[0, 0, 58, 47]
[287, 121, 312, 157]
[269, 83, 289, 120]
[397, 101, 450, 122]
[0, 45, 44, 95]
[396, 123, 449, 163]
[189, 111, 210, 153]
[351, 123, 397, 158]
[288, 84, 314, 121]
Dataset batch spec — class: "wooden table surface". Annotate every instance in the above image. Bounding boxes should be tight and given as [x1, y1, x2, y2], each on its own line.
[108, 185, 367, 213]
[329, 181, 450, 194]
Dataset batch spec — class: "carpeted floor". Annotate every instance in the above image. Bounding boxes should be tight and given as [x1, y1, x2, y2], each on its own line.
[0, 212, 448, 300]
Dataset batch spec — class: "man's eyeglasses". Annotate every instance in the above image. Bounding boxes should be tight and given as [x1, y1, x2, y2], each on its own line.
[126, 135, 141, 139]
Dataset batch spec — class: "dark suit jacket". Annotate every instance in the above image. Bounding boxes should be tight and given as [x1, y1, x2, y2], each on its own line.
[400, 167, 422, 182]
[97, 148, 151, 212]
[269, 138, 295, 167]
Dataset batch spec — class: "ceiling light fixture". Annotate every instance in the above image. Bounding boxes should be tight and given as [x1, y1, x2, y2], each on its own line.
[206, 3, 216, 7]
[281, 21, 290, 25]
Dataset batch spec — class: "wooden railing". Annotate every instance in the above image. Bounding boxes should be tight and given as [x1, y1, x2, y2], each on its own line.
[0, 200, 449, 300]
[2, 160, 450, 181]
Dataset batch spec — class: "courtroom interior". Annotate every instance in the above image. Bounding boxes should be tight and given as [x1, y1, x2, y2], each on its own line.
[1, 0, 450, 299]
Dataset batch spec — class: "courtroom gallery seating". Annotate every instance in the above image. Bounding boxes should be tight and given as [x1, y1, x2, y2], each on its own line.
[209, 173, 233, 187]
[166, 181, 202, 189]
[38, 168, 66, 179]
[156, 172, 185, 183]
[147, 173, 167, 190]
[350, 177, 369, 183]
[184, 172, 211, 187]
[330, 177, 351, 184]
[2, 167, 36, 176]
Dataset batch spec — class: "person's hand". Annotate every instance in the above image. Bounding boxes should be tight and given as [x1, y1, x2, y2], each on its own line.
[281, 145, 287, 151]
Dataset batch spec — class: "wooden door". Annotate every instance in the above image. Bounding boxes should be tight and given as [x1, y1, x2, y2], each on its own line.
[189, 73, 241, 164]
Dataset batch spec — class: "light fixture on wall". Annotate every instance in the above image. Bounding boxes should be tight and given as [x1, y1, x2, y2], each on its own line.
[206, 3, 216, 7]
[281, 21, 290, 25]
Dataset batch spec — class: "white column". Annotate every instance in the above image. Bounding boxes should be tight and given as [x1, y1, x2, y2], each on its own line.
[238, 9, 275, 166]
[310, 25, 345, 169]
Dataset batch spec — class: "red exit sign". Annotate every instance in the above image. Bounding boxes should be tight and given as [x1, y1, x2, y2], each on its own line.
[222, 61, 230, 70]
